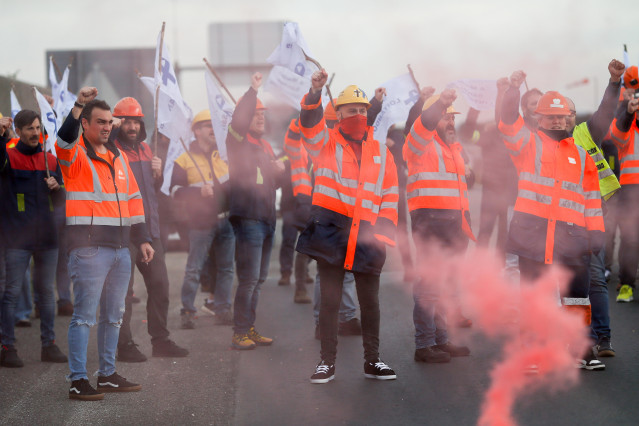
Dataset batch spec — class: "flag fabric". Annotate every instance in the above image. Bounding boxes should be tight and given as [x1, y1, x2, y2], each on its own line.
[10, 89, 21, 129]
[264, 22, 319, 110]
[139, 27, 194, 195]
[33, 87, 58, 155]
[49, 58, 77, 128]
[370, 73, 419, 142]
[446, 79, 498, 111]
[623, 47, 630, 68]
[204, 69, 234, 165]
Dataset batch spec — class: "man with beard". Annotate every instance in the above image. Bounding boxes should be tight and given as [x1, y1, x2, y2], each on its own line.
[403, 89, 473, 364]
[0, 110, 68, 368]
[499, 71, 606, 371]
[111, 97, 188, 361]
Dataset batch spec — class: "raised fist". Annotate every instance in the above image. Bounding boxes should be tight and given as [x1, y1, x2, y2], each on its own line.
[609, 59, 625, 82]
[311, 69, 328, 93]
[77, 87, 98, 105]
[439, 88, 457, 107]
[509, 70, 526, 89]
[251, 73, 263, 91]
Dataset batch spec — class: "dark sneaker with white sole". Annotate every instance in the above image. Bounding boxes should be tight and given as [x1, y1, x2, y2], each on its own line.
[97, 372, 142, 392]
[578, 349, 605, 371]
[433, 342, 470, 357]
[364, 359, 397, 380]
[310, 360, 335, 384]
[69, 378, 104, 401]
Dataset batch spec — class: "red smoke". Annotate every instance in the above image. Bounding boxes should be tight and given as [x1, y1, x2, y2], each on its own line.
[411, 245, 589, 426]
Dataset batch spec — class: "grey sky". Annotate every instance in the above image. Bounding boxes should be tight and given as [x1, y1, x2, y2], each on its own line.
[3, 0, 637, 114]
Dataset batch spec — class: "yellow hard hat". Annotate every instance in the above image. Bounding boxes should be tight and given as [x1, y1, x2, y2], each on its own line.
[0, 112, 3, 118]
[422, 94, 460, 114]
[334, 85, 371, 110]
[192, 109, 212, 128]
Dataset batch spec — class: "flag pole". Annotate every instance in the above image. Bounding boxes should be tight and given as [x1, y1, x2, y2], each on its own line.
[301, 50, 335, 110]
[32, 87, 50, 178]
[153, 21, 166, 158]
[407, 64, 420, 88]
[179, 137, 208, 183]
[50, 56, 62, 82]
[203, 58, 236, 105]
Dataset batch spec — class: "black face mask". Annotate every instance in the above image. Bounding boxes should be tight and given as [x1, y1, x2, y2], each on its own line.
[540, 128, 569, 141]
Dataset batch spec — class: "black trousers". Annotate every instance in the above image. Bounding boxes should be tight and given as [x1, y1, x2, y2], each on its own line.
[118, 238, 171, 346]
[317, 259, 379, 363]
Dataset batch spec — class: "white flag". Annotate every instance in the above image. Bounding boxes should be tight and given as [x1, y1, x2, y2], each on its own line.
[33, 88, 58, 155]
[139, 28, 194, 195]
[204, 69, 234, 165]
[623, 48, 630, 68]
[265, 22, 319, 110]
[49, 58, 77, 126]
[446, 79, 498, 111]
[371, 73, 419, 142]
[10, 89, 21, 129]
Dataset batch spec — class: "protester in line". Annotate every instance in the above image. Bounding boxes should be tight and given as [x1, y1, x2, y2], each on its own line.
[403, 89, 472, 364]
[171, 110, 234, 329]
[226, 74, 284, 350]
[111, 97, 189, 361]
[611, 66, 639, 304]
[56, 87, 153, 400]
[499, 71, 606, 371]
[0, 110, 68, 368]
[565, 59, 625, 357]
[298, 69, 399, 383]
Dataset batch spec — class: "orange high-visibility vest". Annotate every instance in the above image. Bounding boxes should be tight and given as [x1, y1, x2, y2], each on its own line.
[500, 116, 604, 264]
[55, 134, 145, 227]
[283, 119, 312, 197]
[610, 118, 639, 185]
[299, 93, 399, 271]
[403, 116, 475, 240]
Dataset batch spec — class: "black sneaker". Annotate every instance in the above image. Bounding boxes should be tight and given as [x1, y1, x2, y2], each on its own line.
[310, 360, 335, 384]
[15, 319, 31, 327]
[338, 318, 362, 336]
[433, 342, 470, 357]
[97, 372, 142, 392]
[364, 359, 397, 380]
[596, 337, 616, 357]
[414, 346, 451, 363]
[117, 341, 147, 363]
[69, 378, 104, 401]
[1, 345, 24, 368]
[41, 343, 68, 363]
[152, 339, 189, 357]
[578, 349, 605, 371]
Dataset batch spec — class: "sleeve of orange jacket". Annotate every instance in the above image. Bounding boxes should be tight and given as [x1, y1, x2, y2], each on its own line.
[582, 154, 605, 253]
[374, 146, 399, 247]
[55, 114, 84, 179]
[299, 89, 330, 160]
[610, 115, 635, 150]
[284, 119, 312, 197]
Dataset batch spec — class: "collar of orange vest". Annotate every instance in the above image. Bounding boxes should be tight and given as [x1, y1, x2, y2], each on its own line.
[80, 133, 121, 163]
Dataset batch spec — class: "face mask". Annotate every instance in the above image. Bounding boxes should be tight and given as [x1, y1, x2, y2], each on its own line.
[339, 114, 367, 140]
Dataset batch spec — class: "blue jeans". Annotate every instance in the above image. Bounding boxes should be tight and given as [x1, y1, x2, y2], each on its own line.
[212, 219, 236, 314]
[1, 249, 57, 347]
[232, 219, 274, 334]
[413, 276, 448, 349]
[589, 248, 610, 341]
[15, 268, 33, 322]
[313, 270, 358, 325]
[67, 246, 131, 381]
[56, 224, 72, 304]
[181, 228, 215, 314]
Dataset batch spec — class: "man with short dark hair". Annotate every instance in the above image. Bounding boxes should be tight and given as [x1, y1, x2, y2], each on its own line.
[0, 110, 68, 368]
[56, 87, 154, 400]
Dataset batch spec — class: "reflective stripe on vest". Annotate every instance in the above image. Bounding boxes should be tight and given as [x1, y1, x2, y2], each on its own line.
[572, 122, 620, 200]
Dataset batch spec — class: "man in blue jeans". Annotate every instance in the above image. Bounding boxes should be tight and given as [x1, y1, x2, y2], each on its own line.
[56, 88, 154, 400]
[171, 109, 234, 329]
[227, 73, 284, 350]
[0, 110, 68, 368]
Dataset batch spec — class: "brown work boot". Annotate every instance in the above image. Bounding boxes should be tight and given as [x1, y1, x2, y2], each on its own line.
[294, 288, 312, 304]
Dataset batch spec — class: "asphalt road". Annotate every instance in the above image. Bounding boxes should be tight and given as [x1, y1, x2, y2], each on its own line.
[2, 186, 639, 425]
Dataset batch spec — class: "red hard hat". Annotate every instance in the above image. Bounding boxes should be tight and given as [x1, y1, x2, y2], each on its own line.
[534, 91, 571, 116]
[624, 66, 639, 90]
[114, 97, 144, 118]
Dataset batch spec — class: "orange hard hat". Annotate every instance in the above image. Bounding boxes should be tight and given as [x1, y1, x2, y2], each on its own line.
[114, 97, 144, 117]
[624, 66, 639, 90]
[534, 91, 571, 116]
[237, 96, 267, 110]
[324, 102, 337, 121]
